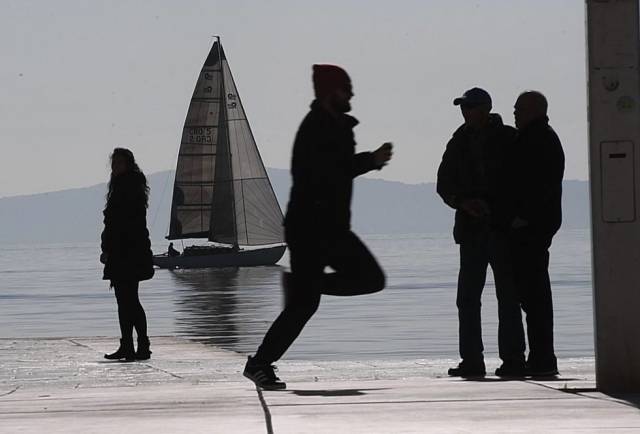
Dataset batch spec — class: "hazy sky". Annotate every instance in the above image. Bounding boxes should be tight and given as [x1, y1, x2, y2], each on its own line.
[0, 0, 587, 197]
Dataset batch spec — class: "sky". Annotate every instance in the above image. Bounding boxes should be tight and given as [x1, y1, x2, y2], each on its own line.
[0, 0, 587, 197]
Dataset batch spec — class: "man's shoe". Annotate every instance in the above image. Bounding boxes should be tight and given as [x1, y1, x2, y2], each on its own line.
[525, 362, 559, 377]
[495, 361, 526, 378]
[243, 356, 287, 390]
[447, 360, 486, 377]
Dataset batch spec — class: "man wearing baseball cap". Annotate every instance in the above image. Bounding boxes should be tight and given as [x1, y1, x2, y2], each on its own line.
[437, 87, 526, 377]
[243, 64, 393, 390]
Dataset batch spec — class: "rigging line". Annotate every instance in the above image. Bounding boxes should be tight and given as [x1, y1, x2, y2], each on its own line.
[233, 91, 254, 181]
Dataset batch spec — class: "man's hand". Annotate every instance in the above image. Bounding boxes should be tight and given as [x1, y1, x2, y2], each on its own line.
[373, 142, 393, 168]
[459, 199, 490, 218]
[511, 217, 529, 229]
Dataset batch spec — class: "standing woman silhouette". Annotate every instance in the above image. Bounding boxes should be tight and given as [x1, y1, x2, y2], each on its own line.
[100, 148, 154, 361]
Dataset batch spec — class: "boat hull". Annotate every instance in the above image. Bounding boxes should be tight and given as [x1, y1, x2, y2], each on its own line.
[153, 245, 286, 269]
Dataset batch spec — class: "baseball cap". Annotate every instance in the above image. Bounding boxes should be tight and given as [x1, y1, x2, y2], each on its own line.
[453, 87, 492, 108]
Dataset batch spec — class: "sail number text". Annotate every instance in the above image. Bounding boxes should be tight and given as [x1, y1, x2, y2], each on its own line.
[186, 127, 215, 144]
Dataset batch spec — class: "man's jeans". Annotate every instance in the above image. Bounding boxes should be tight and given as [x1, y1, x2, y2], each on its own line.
[456, 231, 525, 364]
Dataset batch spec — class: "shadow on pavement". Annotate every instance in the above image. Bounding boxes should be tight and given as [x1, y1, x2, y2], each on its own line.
[461, 377, 582, 383]
[555, 386, 640, 410]
[287, 388, 389, 397]
[603, 393, 640, 410]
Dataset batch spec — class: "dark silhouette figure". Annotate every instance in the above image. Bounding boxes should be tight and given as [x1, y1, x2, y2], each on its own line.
[509, 91, 564, 377]
[100, 148, 154, 361]
[437, 88, 526, 378]
[243, 64, 393, 390]
[168, 242, 180, 257]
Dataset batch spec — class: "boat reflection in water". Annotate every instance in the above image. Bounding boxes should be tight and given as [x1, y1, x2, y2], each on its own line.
[170, 265, 283, 353]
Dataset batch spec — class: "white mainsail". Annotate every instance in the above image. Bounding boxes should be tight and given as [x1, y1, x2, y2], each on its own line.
[168, 39, 284, 246]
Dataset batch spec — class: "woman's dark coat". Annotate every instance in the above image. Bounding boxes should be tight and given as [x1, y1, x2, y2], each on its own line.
[101, 171, 154, 282]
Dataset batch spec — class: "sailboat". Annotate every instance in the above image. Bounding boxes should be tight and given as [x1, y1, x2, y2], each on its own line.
[153, 37, 286, 269]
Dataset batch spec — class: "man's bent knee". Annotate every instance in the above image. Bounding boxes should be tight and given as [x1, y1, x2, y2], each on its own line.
[364, 268, 386, 294]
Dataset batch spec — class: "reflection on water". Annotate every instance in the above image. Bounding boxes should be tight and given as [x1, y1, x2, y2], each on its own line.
[171, 266, 283, 354]
[172, 267, 240, 347]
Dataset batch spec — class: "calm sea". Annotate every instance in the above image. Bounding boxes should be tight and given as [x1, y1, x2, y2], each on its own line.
[0, 230, 593, 361]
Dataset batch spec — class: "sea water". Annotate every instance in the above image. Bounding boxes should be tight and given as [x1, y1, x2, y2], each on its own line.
[0, 229, 592, 361]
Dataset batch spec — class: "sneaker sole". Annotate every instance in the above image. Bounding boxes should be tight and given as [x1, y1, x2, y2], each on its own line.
[243, 371, 287, 390]
[495, 373, 526, 378]
[448, 373, 486, 378]
[527, 371, 559, 378]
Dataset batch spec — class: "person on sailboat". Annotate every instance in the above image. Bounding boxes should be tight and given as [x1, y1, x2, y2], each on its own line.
[243, 64, 393, 390]
[437, 88, 526, 377]
[100, 148, 154, 361]
[167, 242, 180, 257]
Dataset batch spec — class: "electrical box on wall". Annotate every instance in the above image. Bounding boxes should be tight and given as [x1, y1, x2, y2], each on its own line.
[600, 140, 636, 222]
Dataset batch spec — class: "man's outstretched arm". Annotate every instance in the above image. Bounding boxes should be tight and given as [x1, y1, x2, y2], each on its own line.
[352, 142, 393, 177]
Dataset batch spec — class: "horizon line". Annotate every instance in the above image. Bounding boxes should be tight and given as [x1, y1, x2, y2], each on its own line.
[0, 168, 591, 200]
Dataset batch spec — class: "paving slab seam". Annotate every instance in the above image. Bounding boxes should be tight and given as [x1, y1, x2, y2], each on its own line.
[254, 385, 275, 434]
[0, 386, 19, 397]
[66, 339, 93, 350]
[136, 363, 185, 380]
[0, 407, 218, 416]
[265, 395, 582, 408]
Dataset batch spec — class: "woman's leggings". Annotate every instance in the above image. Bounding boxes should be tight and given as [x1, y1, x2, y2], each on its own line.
[113, 280, 147, 340]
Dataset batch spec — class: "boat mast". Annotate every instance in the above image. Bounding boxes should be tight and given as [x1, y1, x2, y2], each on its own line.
[216, 36, 239, 246]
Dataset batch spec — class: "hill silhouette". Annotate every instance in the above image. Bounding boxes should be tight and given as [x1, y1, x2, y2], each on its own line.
[0, 168, 589, 244]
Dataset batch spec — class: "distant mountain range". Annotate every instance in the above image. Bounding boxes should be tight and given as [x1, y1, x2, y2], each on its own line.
[0, 168, 590, 244]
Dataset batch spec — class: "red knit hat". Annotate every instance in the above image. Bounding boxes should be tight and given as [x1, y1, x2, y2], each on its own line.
[312, 64, 351, 99]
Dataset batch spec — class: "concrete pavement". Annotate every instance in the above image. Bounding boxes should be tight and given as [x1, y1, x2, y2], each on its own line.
[0, 337, 638, 433]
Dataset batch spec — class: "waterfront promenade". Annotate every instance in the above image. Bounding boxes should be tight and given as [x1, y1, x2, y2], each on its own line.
[1, 337, 638, 433]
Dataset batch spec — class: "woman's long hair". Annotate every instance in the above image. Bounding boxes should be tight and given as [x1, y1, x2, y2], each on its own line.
[105, 148, 150, 209]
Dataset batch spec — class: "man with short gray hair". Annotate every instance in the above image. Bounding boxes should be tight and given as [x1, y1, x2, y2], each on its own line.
[509, 90, 565, 377]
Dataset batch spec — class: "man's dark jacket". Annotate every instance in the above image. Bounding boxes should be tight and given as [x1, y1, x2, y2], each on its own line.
[284, 101, 379, 239]
[509, 116, 565, 239]
[101, 171, 154, 282]
[436, 114, 517, 244]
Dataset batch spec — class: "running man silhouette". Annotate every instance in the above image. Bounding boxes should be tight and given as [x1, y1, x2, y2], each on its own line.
[243, 64, 393, 390]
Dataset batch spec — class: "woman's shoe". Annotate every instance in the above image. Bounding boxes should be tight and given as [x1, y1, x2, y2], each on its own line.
[104, 339, 135, 361]
[135, 336, 152, 360]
